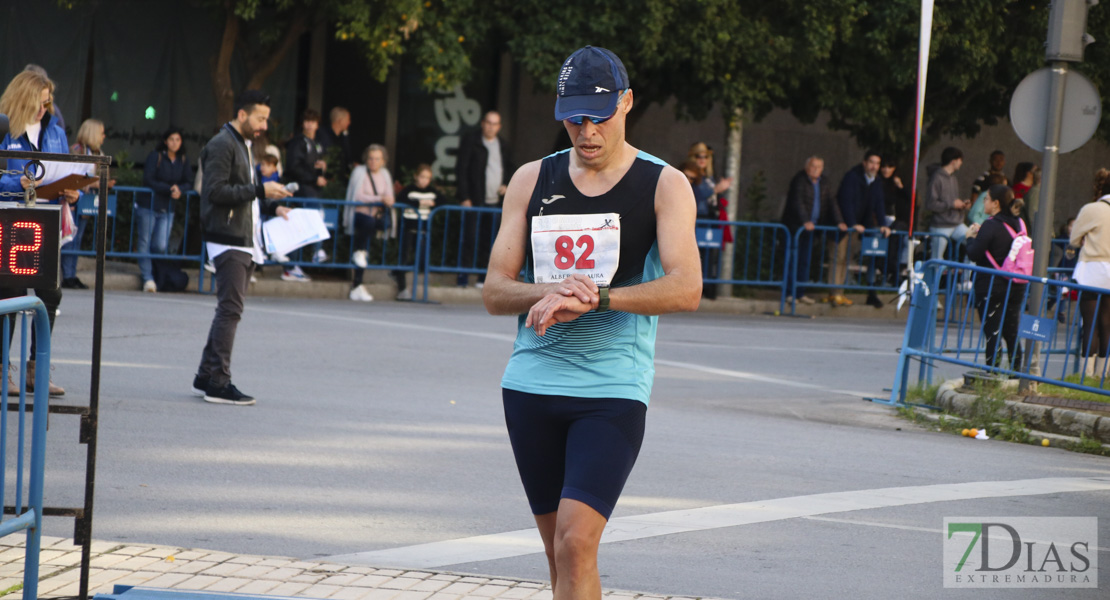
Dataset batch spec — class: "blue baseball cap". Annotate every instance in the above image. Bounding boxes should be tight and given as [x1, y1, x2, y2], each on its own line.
[554, 46, 630, 122]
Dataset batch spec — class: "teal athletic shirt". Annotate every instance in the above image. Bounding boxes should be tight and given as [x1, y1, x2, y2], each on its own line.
[501, 149, 667, 405]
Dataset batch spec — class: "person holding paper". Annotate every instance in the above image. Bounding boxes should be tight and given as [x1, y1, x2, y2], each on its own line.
[192, 90, 292, 406]
[64, 118, 114, 290]
[0, 69, 79, 396]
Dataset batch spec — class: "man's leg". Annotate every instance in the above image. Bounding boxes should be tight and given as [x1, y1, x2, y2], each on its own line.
[831, 233, 849, 297]
[197, 251, 253, 387]
[793, 230, 812, 299]
[552, 499, 607, 600]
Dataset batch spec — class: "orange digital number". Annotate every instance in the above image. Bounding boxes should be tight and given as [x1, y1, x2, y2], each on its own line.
[10, 221, 42, 275]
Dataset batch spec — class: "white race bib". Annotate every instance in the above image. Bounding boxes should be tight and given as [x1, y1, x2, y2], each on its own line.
[531, 213, 620, 286]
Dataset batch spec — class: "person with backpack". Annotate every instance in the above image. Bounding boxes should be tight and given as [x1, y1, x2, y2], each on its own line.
[966, 184, 1030, 371]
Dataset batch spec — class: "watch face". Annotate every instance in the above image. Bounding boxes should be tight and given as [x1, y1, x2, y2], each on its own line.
[0, 208, 60, 290]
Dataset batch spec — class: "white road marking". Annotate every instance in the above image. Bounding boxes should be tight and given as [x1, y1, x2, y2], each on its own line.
[802, 516, 1110, 553]
[655, 359, 875, 398]
[321, 476, 1110, 569]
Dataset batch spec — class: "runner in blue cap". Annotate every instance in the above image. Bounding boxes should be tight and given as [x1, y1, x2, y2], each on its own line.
[483, 45, 702, 598]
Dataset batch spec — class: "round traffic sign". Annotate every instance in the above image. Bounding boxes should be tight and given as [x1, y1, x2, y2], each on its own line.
[1010, 67, 1101, 154]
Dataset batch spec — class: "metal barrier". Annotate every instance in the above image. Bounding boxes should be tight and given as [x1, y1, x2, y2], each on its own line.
[787, 226, 956, 313]
[698, 219, 791, 313]
[0, 296, 53, 600]
[420, 205, 501, 301]
[62, 186, 205, 289]
[886, 259, 1110, 406]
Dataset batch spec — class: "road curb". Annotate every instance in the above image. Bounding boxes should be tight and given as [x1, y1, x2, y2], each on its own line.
[934, 379, 1110, 444]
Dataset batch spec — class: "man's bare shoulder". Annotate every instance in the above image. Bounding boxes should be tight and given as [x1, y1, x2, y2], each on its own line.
[505, 159, 544, 196]
[654, 163, 695, 207]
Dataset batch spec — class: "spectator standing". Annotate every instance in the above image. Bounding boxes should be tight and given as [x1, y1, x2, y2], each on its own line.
[392, 164, 444, 299]
[971, 150, 1005, 199]
[192, 90, 292, 405]
[781, 156, 841, 305]
[345, 144, 394, 302]
[1069, 170, 1110, 379]
[65, 118, 115, 289]
[0, 70, 79, 396]
[926, 146, 968, 260]
[141, 127, 193, 293]
[965, 185, 1027, 371]
[1012, 162, 1038, 200]
[834, 150, 889, 308]
[319, 106, 353, 178]
[456, 110, 512, 287]
[880, 159, 911, 284]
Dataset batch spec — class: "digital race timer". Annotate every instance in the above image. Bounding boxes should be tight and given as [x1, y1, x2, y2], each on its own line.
[0, 207, 60, 290]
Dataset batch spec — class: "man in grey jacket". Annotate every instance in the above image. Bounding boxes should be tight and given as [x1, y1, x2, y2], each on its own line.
[192, 90, 292, 406]
[927, 146, 969, 260]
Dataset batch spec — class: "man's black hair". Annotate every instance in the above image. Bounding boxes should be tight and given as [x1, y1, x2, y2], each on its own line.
[863, 149, 881, 162]
[990, 149, 1005, 159]
[940, 146, 963, 166]
[235, 89, 271, 114]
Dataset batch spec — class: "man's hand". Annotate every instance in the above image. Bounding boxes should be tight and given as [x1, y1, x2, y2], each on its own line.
[62, 189, 79, 205]
[953, 199, 967, 210]
[461, 199, 473, 208]
[838, 223, 848, 232]
[170, 184, 181, 200]
[526, 292, 594, 337]
[315, 160, 327, 172]
[264, 181, 293, 199]
[880, 226, 891, 237]
[550, 273, 599, 304]
[853, 224, 865, 234]
[316, 176, 327, 188]
[275, 205, 292, 220]
[803, 221, 815, 232]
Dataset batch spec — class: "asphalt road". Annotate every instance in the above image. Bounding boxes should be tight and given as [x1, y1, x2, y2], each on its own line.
[21, 290, 1110, 599]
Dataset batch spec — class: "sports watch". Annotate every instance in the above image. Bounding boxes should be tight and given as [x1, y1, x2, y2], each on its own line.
[596, 284, 610, 313]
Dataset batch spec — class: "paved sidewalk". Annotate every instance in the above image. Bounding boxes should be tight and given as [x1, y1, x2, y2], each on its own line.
[0, 536, 717, 600]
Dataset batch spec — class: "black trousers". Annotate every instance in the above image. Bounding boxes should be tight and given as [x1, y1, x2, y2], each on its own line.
[197, 250, 254, 387]
[975, 282, 1025, 370]
[0, 286, 61, 356]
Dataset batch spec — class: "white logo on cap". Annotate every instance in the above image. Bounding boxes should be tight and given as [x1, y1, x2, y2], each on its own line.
[595, 86, 610, 93]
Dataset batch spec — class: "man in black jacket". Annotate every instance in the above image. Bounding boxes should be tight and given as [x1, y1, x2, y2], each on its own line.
[192, 90, 292, 406]
[834, 150, 890, 308]
[455, 110, 512, 287]
[781, 156, 843, 305]
[283, 108, 328, 271]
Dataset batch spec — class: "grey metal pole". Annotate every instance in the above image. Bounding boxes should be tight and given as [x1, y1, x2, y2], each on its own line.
[1022, 61, 1069, 389]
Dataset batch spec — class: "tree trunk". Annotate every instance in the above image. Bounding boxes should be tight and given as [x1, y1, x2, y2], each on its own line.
[720, 107, 743, 299]
[212, 2, 240, 125]
[246, 13, 310, 90]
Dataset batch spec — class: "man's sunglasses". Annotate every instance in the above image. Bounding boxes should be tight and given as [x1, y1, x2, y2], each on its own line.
[565, 90, 628, 126]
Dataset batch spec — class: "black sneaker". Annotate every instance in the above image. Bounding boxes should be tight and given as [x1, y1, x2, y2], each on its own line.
[867, 293, 884, 309]
[204, 382, 256, 406]
[191, 374, 209, 397]
[62, 277, 89, 289]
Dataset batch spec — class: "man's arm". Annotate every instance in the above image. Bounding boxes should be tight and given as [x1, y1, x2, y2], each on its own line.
[925, 173, 948, 213]
[606, 165, 702, 315]
[203, 137, 263, 206]
[785, 174, 808, 225]
[482, 160, 599, 317]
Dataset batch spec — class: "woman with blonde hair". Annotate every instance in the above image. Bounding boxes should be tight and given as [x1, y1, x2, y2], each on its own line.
[63, 118, 114, 289]
[1069, 168, 1110, 380]
[0, 70, 78, 396]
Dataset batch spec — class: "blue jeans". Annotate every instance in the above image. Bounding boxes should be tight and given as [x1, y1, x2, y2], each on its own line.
[929, 223, 969, 261]
[135, 205, 174, 283]
[60, 206, 88, 280]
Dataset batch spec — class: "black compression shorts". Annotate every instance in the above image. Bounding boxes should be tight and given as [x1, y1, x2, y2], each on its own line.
[502, 388, 647, 520]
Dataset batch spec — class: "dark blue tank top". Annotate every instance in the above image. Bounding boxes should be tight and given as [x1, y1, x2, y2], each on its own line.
[502, 149, 668, 404]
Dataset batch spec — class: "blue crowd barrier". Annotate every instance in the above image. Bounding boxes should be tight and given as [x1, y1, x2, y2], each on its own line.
[698, 219, 791, 314]
[419, 205, 502, 301]
[787, 226, 956, 313]
[885, 259, 1110, 406]
[0, 296, 53, 600]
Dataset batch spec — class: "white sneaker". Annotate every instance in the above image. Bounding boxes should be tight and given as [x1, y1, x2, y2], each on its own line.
[349, 284, 374, 302]
[475, 282, 484, 289]
[142, 280, 157, 293]
[250, 275, 258, 283]
[270, 252, 290, 263]
[313, 249, 328, 264]
[352, 250, 369, 268]
[281, 265, 311, 282]
[396, 289, 410, 301]
[203, 261, 216, 274]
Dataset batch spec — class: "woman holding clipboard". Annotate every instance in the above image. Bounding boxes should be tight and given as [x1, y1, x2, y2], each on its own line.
[0, 70, 80, 396]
